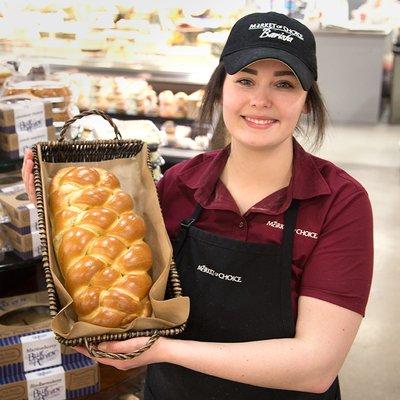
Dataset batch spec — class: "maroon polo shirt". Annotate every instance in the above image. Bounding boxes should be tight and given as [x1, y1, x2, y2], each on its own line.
[157, 140, 373, 319]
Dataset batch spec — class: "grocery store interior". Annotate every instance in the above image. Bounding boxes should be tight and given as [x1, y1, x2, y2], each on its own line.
[0, 1, 399, 399]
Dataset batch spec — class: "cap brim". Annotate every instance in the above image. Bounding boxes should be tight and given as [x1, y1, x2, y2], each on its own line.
[223, 48, 314, 91]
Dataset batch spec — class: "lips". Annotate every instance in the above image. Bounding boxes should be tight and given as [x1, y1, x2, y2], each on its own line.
[242, 116, 278, 129]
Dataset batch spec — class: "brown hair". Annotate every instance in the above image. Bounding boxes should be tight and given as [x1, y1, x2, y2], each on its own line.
[199, 62, 328, 150]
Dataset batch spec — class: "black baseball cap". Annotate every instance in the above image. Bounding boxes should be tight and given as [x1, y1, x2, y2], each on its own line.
[220, 12, 317, 91]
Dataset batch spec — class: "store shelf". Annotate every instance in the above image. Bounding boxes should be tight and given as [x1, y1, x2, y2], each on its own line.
[0, 251, 42, 272]
[0, 157, 23, 173]
[0, 54, 215, 86]
[90, 112, 196, 127]
[159, 146, 203, 161]
[47, 57, 216, 86]
[0, 252, 45, 297]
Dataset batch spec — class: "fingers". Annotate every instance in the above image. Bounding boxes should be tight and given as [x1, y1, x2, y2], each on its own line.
[21, 150, 26, 178]
[97, 337, 149, 354]
[22, 148, 33, 178]
[73, 346, 131, 369]
[28, 172, 36, 205]
[74, 346, 91, 358]
[21, 149, 36, 205]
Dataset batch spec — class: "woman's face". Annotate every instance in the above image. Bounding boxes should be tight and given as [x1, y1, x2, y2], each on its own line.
[222, 59, 308, 151]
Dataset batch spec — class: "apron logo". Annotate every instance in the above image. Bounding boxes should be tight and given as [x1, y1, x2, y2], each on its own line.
[266, 220, 319, 239]
[197, 265, 242, 283]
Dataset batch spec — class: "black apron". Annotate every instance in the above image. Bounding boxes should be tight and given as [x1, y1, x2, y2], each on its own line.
[145, 200, 341, 399]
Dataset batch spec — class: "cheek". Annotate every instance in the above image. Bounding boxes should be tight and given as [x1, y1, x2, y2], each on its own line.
[275, 93, 307, 122]
[222, 83, 241, 114]
[221, 88, 245, 129]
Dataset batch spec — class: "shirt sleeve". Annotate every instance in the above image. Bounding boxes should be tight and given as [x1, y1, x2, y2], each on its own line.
[300, 189, 374, 316]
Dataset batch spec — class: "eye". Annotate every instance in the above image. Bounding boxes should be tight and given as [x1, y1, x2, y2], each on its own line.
[236, 78, 253, 87]
[275, 81, 295, 89]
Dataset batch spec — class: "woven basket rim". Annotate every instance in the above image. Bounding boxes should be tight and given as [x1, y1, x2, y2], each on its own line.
[32, 140, 186, 346]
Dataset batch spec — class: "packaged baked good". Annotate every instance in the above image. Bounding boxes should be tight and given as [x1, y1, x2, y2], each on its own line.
[186, 89, 204, 119]
[4, 80, 72, 99]
[175, 92, 188, 118]
[158, 90, 176, 118]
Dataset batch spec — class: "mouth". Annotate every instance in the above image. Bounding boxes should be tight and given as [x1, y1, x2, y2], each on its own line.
[242, 116, 278, 129]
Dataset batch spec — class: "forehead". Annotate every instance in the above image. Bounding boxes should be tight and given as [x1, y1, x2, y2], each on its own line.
[241, 58, 293, 73]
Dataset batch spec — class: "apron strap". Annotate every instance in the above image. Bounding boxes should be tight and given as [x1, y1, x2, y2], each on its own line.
[282, 199, 300, 254]
[173, 203, 203, 260]
[280, 199, 300, 336]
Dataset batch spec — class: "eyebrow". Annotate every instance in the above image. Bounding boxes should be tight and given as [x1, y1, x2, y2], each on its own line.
[241, 67, 295, 77]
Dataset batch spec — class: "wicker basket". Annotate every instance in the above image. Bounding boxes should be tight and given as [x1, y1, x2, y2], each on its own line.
[32, 110, 186, 360]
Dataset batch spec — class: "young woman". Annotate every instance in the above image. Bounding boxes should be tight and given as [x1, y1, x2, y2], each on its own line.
[22, 12, 373, 400]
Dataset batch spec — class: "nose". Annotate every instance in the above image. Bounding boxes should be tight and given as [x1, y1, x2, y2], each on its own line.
[250, 87, 272, 108]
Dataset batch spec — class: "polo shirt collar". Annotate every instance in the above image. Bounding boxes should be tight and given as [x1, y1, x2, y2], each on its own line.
[291, 139, 331, 200]
[178, 139, 331, 213]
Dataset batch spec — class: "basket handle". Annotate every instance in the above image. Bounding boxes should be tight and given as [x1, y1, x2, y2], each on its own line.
[59, 109, 122, 142]
[83, 333, 159, 360]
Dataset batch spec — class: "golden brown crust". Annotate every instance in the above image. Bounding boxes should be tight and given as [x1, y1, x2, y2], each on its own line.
[49, 166, 153, 328]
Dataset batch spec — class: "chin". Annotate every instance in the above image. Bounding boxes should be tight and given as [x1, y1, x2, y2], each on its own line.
[234, 135, 293, 152]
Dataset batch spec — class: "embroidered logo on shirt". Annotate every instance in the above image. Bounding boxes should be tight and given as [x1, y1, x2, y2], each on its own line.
[266, 220, 319, 239]
[197, 265, 243, 283]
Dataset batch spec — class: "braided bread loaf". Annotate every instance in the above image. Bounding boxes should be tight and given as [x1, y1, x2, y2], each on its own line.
[49, 166, 153, 328]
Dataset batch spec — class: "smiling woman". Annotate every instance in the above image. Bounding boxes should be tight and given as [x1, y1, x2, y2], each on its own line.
[22, 10, 373, 400]
[140, 12, 372, 400]
[222, 59, 308, 151]
[200, 62, 327, 152]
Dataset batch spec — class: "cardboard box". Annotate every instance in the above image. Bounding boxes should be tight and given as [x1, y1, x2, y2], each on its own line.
[0, 96, 55, 160]
[0, 292, 90, 379]
[1, 224, 40, 260]
[0, 292, 50, 339]
[0, 331, 89, 379]
[0, 99, 53, 131]
[0, 126, 56, 160]
[0, 359, 100, 400]
[0, 185, 38, 231]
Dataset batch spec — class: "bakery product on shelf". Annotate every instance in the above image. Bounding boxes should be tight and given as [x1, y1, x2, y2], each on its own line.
[4, 79, 76, 123]
[158, 90, 176, 118]
[174, 92, 188, 118]
[49, 166, 153, 328]
[4, 80, 71, 99]
[0, 65, 13, 87]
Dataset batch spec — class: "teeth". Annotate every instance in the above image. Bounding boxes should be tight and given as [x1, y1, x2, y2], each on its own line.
[245, 117, 275, 125]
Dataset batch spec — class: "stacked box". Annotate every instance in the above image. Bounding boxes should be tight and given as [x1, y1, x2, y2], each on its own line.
[0, 224, 40, 260]
[0, 96, 55, 159]
[0, 291, 95, 384]
[0, 184, 39, 259]
[0, 330, 90, 380]
[0, 184, 37, 232]
[0, 358, 100, 400]
[0, 292, 50, 338]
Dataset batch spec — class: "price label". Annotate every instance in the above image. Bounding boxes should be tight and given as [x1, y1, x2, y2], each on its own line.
[13, 101, 48, 158]
[26, 366, 66, 400]
[21, 331, 61, 372]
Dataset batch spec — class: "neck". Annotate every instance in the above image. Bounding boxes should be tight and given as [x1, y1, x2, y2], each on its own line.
[223, 138, 294, 190]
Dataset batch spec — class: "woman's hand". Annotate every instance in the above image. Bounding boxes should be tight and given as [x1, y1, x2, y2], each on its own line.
[21, 148, 36, 205]
[74, 336, 167, 371]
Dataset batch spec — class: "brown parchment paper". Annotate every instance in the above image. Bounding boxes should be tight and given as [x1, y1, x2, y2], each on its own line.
[37, 144, 189, 340]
